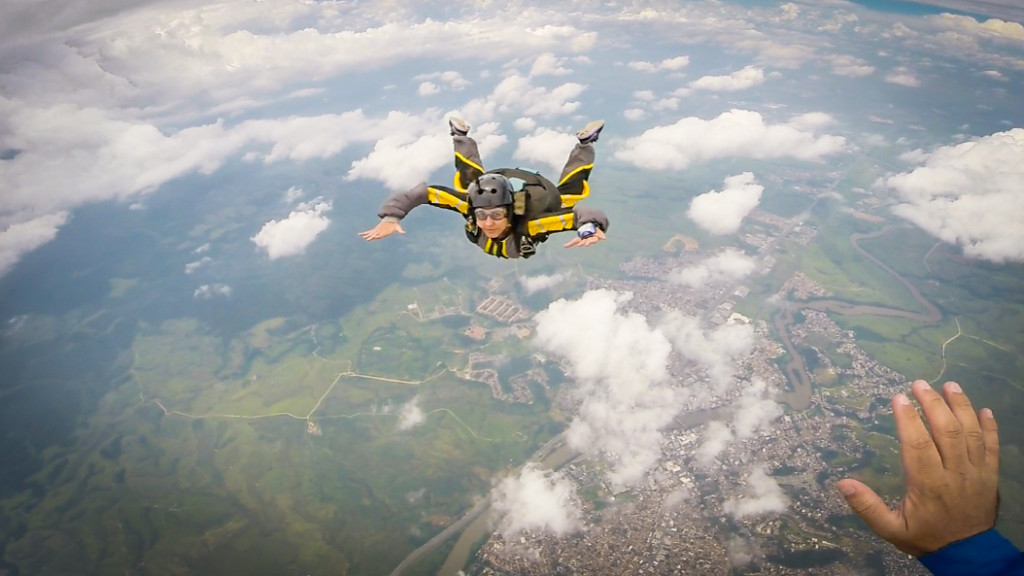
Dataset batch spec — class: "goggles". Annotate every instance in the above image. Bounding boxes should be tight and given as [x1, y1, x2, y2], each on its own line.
[474, 207, 508, 222]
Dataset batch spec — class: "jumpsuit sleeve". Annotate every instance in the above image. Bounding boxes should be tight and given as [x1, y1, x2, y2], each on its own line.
[573, 205, 609, 232]
[918, 530, 1024, 576]
[378, 183, 471, 221]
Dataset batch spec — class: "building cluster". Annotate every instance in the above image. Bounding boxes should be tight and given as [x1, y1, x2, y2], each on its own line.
[405, 291, 466, 321]
[460, 352, 538, 404]
[477, 295, 530, 324]
[781, 272, 833, 301]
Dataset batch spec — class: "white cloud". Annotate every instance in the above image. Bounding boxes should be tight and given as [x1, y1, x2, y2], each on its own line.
[885, 67, 921, 87]
[184, 256, 212, 275]
[615, 109, 845, 170]
[731, 379, 783, 440]
[491, 463, 583, 538]
[689, 66, 765, 91]
[519, 272, 569, 295]
[732, 37, 817, 69]
[927, 13, 1024, 41]
[0, 107, 448, 274]
[417, 81, 440, 96]
[652, 97, 679, 111]
[779, 3, 800, 20]
[827, 55, 875, 77]
[514, 117, 537, 132]
[687, 172, 764, 235]
[342, 118, 506, 190]
[723, 466, 789, 520]
[346, 133, 452, 190]
[284, 186, 304, 203]
[696, 380, 782, 465]
[668, 248, 757, 289]
[627, 56, 689, 72]
[513, 128, 578, 175]
[696, 420, 734, 465]
[0, 212, 69, 277]
[0, 3, 604, 276]
[660, 56, 691, 70]
[397, 396, 426, 430]
[529, 52, 572, 76]
[415, 70, 470, 92]
[533, 290, 682, 489]
[251, 198, 332, 260]
[659, 313, 755, 393]
[884, 128, 1024, 263]
[624, 108, 646, 121]
[194, 283, 232, 299]
[4, 8, 590, 113]
[490, 74, 585, 117]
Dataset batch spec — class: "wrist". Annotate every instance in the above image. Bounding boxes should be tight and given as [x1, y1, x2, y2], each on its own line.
[577, 222, 597, 239]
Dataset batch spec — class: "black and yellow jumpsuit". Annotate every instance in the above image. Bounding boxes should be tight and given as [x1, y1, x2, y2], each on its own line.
[376, 134, 609, 259]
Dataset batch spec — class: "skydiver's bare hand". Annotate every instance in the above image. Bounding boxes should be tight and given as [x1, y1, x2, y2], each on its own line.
[564, 228, 605, 248]
[837, 380, 1000, 557]
[359, 220, 404, 241]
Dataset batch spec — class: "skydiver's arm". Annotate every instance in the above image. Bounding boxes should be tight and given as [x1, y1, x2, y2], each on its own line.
[522, 206, 608, 248]
[378, 182, 431, 221]
[361, 183, 469, 241]
[572, 205, 609, 232]
[564, 205, 608, 248]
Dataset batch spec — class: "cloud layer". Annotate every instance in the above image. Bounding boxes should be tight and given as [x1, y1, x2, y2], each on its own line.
[687, 173, 765, 236]
[491, 464, 583, 538]
[251, 198, 332, 260]
[533, 290, 681, 490]
[669, 248, 758, 289]
[886, 129, 1024, 263]
[615, 110, 845, 171]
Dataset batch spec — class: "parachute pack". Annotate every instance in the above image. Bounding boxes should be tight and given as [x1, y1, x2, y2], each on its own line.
[489, 167, 563, 219]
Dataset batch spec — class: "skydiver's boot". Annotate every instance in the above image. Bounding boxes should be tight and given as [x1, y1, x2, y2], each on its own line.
[576, 120, 604, 145]
[449, 116, 470, 137]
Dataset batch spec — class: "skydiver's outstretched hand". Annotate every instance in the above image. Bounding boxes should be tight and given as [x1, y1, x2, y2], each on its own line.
[563, 228, 606, 248]
[359, 220, 404, 241]
[837, 380, 1000, 557]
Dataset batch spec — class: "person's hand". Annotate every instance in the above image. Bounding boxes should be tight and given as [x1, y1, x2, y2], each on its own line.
[563, 228, 605, 248]
[359, 220, 404, 241]
[837, 380, 1000, 557]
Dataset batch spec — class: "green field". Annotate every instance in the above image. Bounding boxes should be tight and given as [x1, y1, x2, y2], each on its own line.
[1, 277, 564, 575]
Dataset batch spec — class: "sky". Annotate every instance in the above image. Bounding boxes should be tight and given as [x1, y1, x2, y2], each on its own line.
[2, 0, 1023, 547]
[2, 0, 1023, 276]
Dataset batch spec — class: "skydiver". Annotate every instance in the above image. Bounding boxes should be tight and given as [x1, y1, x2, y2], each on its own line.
[359, 118, 609, 259]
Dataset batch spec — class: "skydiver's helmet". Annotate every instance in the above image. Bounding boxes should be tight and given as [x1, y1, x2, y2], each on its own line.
[468, 174, 514, 209]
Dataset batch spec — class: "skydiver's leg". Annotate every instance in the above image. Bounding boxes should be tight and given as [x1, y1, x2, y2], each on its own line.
[450, 117, 484, 192]
[556, 120, 603, 206]
[556, 142, 595, 206]
[453, 135, 484, 192]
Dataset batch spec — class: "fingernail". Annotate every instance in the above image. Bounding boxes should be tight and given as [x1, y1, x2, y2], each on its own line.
[981, 408, 994, 419]
[838, 483, 856, 496]
[948, 382, 962, 394]
[895, 393, 911, 406]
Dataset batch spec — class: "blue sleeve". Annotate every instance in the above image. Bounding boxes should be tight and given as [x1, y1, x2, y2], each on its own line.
[919, 530, 1024, 576]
